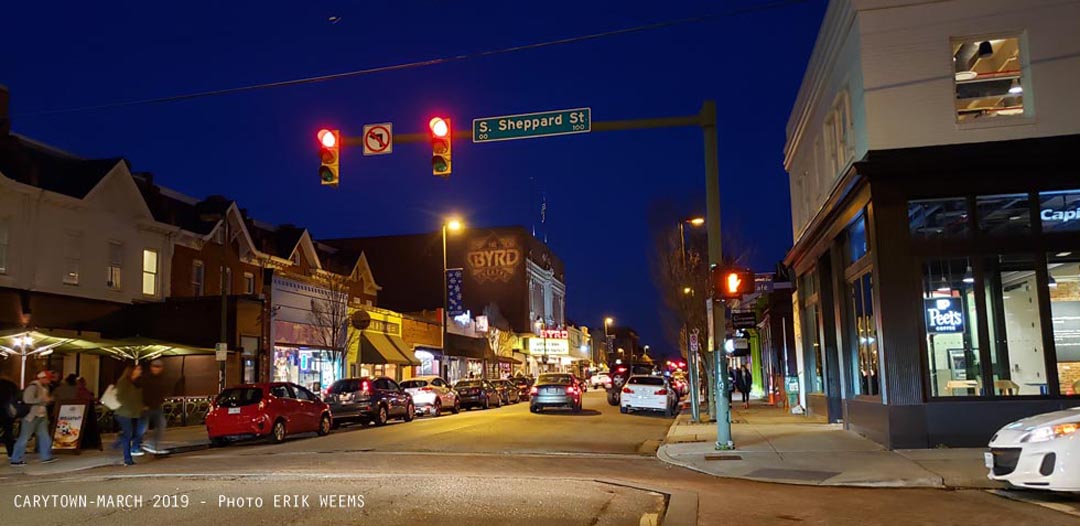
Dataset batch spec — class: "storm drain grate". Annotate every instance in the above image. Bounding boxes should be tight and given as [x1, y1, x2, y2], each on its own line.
[704, 454, 743, 461]
[746, 468, 839, 482]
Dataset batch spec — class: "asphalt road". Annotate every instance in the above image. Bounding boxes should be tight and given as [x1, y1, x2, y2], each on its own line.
[2, 391, 1078, 526]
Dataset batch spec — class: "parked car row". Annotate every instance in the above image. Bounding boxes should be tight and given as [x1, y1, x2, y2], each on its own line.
[206, 375, 539, 445]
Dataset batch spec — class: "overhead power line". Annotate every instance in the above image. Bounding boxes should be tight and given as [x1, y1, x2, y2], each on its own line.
[25, 0, 811, 116]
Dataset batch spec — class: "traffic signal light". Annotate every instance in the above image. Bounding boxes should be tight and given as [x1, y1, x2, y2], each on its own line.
[429, 117, 451, 177]
[712, 267, 755, 300]
[317, 129, 340, 187]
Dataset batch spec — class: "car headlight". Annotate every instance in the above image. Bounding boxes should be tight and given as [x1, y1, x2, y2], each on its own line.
[1021, 422, 1080, 443]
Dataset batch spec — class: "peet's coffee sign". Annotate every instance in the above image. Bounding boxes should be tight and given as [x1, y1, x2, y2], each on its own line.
[466, 234, 522, 284]
[924, 297, 964, 334]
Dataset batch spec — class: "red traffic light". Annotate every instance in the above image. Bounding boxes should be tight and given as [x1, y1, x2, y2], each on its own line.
[429, 117, 449, 138]
[712, 267, 755, 299]
[317, 128, 337, 148]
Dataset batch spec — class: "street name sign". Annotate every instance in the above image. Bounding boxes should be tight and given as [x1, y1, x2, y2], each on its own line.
[362, 123, 393, 155]
[472, 108, 591, 143]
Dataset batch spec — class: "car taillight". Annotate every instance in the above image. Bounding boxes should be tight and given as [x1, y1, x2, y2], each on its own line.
[622, 387, 634, 394]
[655, 389, 668, 395]
[529, 386, 538, 395]
[421, 387, 434, 392]
[566, 386, 577, 394]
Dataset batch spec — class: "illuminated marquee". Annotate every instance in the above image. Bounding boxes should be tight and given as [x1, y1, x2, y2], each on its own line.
[528, 337, 570, 355]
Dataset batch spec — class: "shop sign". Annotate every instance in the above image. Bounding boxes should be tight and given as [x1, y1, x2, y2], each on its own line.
[527, 337, 569, 355]
[732, 311, 757, 329]
[538, 329, 568, 340]
[925, 298, 964, 334]
[1041, 207, 1080, 224]
[466, 234, 521, 284]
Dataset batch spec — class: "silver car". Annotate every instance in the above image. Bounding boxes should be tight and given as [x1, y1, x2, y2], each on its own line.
[529, 373, 583, 413]
[400, 376, 460, 417]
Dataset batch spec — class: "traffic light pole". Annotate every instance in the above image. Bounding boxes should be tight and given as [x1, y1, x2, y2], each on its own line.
[339, 104, 732, 448]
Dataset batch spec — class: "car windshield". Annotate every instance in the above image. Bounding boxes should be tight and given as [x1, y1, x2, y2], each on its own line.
[400, 380, 428, 389]
[456, 380, 481, 388]
[628, 376, 665, 386]
[216, 388, 262, 407]
[537, 374, 572, 385]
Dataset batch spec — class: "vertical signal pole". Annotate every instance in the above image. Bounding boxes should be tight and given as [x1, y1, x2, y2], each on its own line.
[701, 100, 733, 450]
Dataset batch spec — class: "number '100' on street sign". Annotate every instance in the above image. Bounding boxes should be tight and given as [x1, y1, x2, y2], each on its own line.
[473, 108, 591, 143]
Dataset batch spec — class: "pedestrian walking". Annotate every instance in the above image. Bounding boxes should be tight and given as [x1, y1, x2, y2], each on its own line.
[53, 374, 78, 402]
[9, 371, 57, 466]
[74, 377, 94, 403]
[113, 364, 144, 466]
[736, 364, 753, 409]
[135, 359, 170, 454]
[0, 375, 18, 458]
[726, 368, 736, 403]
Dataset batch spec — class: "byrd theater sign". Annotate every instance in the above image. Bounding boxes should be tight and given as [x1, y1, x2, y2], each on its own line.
[466, 234, 522, 284]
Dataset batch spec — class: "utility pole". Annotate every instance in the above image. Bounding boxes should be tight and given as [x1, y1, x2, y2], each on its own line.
[701, 101, 732, 450]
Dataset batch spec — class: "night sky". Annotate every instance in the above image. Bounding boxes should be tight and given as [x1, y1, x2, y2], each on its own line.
[4, 0, 825, 358]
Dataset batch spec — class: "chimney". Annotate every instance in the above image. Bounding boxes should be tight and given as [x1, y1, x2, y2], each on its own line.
[0, 84, 9, 136]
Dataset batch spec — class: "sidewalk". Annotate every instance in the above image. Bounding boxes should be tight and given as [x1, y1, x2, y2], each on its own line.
[1, 425, 209, 477]
[658, 401, 1000, 489]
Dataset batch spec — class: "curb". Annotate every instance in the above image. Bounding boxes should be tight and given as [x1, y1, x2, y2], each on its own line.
[656, 444, 947, 489]
[595, 478, 697, 526]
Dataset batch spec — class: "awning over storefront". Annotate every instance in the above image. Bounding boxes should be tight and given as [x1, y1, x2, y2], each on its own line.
[496, 355, 522, 364]
[445, 334, 495, 361]
[359, 331, 420, 366]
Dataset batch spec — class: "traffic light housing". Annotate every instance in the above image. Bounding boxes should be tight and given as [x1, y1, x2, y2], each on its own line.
[317, 129, 340, 187]
[429, 117, 451, 177]
[712, 267, 755, 300]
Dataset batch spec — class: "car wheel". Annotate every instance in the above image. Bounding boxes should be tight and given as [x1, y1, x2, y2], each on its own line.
[433, 399, 443, 417]
[530, 405, 540, 413]
[607, 391, 620, 406]
[318, 414, 331, 436]
[482, 396, 490, 410]
[374, 405, 389, 426]
[404, 403, 415, 422]
[495, 395, 503, 408]
[451, 399, 461, 414]
[665, 404, 674, 418]
[572, 402, 582, 413]
[620, 406, 628, 414]
[270, 420, 287, 444]
[210, 437, 229, 448]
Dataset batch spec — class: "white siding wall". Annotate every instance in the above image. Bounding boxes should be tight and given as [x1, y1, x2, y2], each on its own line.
[859, 0, 1080, 150]
[0, 163, 174, 304]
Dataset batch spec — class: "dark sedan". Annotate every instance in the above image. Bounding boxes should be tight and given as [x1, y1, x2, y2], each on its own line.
[511, 376, 533, 401]
[491, 379, 521, 405]
[529, 373, 582, 413]
[322, 376, 415, 426]
[454, 379, 500, 410]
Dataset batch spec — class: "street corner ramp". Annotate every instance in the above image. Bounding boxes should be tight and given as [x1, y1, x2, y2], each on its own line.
[0, 474, 669, 526]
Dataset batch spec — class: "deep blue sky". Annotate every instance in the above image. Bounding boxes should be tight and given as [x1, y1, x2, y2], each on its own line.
[4, 0, 825, 358]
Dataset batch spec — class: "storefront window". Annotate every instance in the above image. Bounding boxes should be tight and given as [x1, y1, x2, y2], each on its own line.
[909, 198, 969, 239]
[1039, 190, 1080, 233]
[985, 254, 1048, 396]
[849, 272, 880, 396]
[798, 273, 824, 393]
[977, 193, 1031, 236]
[923, 258, 982, 397]
[1048, 252, 1080, 395]
[846, 214, 868, 263]
[272, 347, 342, 393]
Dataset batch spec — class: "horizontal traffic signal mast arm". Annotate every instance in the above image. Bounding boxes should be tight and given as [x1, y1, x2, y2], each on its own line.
[338, 109, 709, 147]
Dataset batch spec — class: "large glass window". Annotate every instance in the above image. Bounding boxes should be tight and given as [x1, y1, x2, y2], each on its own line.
[909, 198, 968, 239]
[799, 272, 825, 394]
[142, 249, 158, 296]
[985, 254, 1048, 396]
[849, 272, 880, 396]
[1039, 190, 1080, 233]
[1048, 252, 1080, 395]
[846, 214, 868, 263]
[977, 193, 1031, 236]
[923, 258, 982, 397]
[952, 36, 1025, 122]
[107, 242, 123, 289]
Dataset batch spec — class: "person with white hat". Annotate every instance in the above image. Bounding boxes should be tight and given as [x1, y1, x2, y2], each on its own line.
[9, 371, 57, 466]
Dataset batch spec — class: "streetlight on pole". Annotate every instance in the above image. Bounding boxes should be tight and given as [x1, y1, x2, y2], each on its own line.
[678, 216, 705, 423]
[441, 217, 464, 380]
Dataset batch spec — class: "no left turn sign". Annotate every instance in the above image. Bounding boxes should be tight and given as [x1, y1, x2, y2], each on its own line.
[362, 123, 393, 156]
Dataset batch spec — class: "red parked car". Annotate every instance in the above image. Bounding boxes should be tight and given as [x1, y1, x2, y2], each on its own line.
[206, 383, 332, 446]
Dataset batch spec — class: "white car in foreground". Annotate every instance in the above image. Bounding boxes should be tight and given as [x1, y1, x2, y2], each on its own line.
[619, 375, 678, 417]
[400, 376, 460, 417]
[987, 407, 1080, 491]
